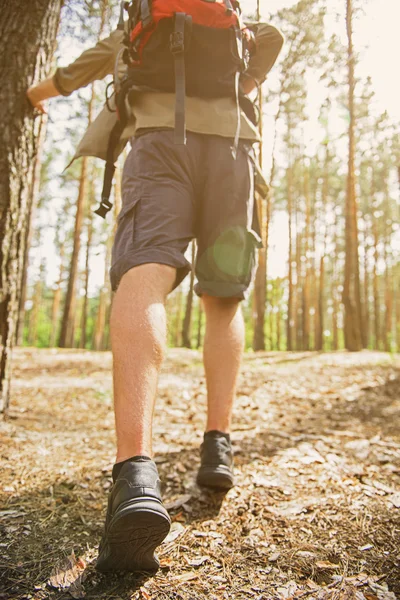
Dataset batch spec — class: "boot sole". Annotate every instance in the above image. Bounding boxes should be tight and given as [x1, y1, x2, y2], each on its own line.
[197, 465, 234, 491]
[96, 498, 171, 573]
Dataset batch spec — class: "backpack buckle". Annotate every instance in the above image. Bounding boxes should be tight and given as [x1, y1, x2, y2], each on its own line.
[170, 31, 184, 54]
[94, 197, 113, 219]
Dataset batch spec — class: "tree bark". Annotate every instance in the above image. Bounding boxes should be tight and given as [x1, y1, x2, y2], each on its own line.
[0, 0, 62, 414]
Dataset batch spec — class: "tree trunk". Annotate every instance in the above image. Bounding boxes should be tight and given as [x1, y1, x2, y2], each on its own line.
[316, 146, 329, 351]
[16, 115, 48, 346]
[287, 163, 294, 351]
[363, 219, 370, 348]
[372, 209, 380, 350]
[80, 213, 93, 349]
[173, 289, 183, 347]
[58, 156, 88, 347]
[295, 214, 303, 351]
[50, 241, 65, 347]
[251, 0, 267, 352]
[383, 187, 392, 352]
[343, 0, 363, 351]
[93, 224, 113, 351]
[79, 163, 96, 350]
[276, 283, 281, 351]
[197, 299, 203, 349]
[181, 243, 196, 348]
[302, 164, 311, 350]
[27, 262, 45, 347]
[332, 212, 339, 351]
[0, 0, 62, 414]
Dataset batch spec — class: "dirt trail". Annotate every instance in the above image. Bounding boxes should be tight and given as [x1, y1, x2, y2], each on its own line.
[1, 349, 399, 599]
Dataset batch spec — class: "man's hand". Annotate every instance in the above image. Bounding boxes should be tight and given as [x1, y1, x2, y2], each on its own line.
[26, 77, 61, 113]
[27, 86, 48, 113]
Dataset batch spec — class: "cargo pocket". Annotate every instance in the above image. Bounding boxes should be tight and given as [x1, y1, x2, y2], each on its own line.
[201, 221, 262, 284]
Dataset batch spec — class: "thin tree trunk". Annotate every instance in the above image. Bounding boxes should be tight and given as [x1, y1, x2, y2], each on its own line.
[343, 0, 363, 351]
[287, 162, 294, 351]
[332, 212, 339, 351]
[383, 185, 392, 352]
[93, 227, 113, 351]
[302, 164, 311, 350]
[27, 263, 44, 347]
[363, 219, 370, 348]
[173, 289, 183, 347]
[182, 243, 196, 348]
[295, 215, 303, 351]
[16, 115, 48, 346]
[0, 0, 62, 414]
[316, 146, 329, 351]
[50, 241, 65, 347]
[276, 282, 281, 351]
[58, 156, 88, 347]
[197, 299, 203, 349]
[79, 162, 96, 349]
[252, 0, 267, 352]
[372, 208, 380, 350]
[80, 213, 93, 349]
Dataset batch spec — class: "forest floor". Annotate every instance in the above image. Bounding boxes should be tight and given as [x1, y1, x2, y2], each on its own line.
[0, 348, 400, 600]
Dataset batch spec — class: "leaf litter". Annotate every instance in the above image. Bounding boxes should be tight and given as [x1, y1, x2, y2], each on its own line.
[0, 348, 399, 599]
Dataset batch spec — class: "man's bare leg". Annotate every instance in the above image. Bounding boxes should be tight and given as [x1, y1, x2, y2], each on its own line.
[97, 263, 175, 573]
[202, 295, 244, 433]
[110, 263, 176, 463]
[197, 295, 243, 490]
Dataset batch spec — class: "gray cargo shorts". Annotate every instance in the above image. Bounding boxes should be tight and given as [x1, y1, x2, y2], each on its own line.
[110, 130, 262, 299]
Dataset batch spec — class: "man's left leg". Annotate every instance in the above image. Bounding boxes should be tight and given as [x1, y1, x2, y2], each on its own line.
[197, 295, 244, 490]
[195, 137, 261, 491]
[202, 295, 244, 434]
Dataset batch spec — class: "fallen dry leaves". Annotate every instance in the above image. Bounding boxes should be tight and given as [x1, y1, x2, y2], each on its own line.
[0, 348, 399, 599]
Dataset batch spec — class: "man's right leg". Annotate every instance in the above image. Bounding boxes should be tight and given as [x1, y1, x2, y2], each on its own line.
[96, 263, 175, 573]
[111, 263, 176, 462]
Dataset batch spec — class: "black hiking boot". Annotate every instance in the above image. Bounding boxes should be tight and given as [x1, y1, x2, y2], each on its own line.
[96, 457, 171, 573]
[196, 431, 234, 491]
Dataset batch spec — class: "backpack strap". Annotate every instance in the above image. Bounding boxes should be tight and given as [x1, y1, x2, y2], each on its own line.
[140, 0, 152, 28]
[170, 12, 191, 145]
[223, 0, 234, 15]
[95, 79, 132, 219]
[231, 70, 241, 159]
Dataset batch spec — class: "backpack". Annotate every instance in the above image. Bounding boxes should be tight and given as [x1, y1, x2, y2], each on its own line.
[95, 0, 256, 218]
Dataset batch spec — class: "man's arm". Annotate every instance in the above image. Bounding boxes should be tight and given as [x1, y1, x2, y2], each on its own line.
[242, 23, 285, 94]
[27, 28, 123, 111]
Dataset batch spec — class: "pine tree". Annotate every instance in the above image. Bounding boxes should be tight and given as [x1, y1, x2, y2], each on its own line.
[343, 0, 363, 350]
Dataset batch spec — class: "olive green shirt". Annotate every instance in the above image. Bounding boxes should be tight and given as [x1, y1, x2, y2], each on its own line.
[53, 23, 284, 162]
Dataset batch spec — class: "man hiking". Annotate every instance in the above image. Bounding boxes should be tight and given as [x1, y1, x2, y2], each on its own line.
[27, 0, 284, 573]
